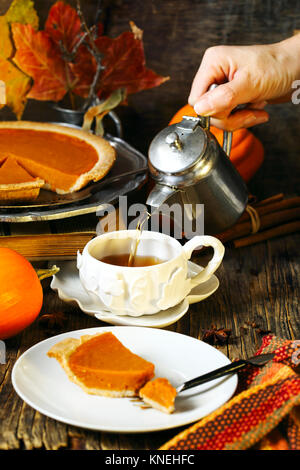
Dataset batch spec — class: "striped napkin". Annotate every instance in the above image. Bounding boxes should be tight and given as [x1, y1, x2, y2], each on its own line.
[160, 335, 300, 450]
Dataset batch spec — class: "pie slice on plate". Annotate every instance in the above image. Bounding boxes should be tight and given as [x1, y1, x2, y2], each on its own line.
[47, 332, 155, 397]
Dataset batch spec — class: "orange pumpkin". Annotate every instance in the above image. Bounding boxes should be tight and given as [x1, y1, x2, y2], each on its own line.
[169, 104, 264, 182]
[0, 248, 43, 339]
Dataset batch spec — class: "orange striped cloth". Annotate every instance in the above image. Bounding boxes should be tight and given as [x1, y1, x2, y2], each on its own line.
[160, 335, 300, 450]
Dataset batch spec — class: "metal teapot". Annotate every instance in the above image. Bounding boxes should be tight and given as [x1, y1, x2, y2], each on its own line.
[146, 110, 248, 235]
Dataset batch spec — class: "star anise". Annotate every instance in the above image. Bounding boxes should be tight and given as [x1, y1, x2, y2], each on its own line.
[245, 321, 272, 336]
[202, 325, 232, 345]
[39, 312, 67, 329]
[255, 327, 272, 336]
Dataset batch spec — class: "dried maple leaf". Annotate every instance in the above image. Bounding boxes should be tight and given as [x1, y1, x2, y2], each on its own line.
[12, 23, 72, 102]
[0, 16, 13, 59]
[11, 2, 91, 102]
[45, 1, 82, 55]
[69, 43, 97, 98]
[11, 2, 95, 103]
[5, 0, 39, 30]
[0, 0, 38, 117]
[82, 88, 125, 135]
[0, 56, 31, 118]
[91, 23, 169, 100]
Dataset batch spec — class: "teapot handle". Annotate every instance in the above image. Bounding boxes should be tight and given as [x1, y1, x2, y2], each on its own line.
[198, 84, 232, 157]
[222, 129, 232, 157]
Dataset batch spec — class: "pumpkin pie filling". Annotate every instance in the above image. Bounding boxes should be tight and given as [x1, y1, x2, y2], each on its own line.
[0, 155, 44, 200]
[0, 154, 42, 184]
[48, 332, 155, 397]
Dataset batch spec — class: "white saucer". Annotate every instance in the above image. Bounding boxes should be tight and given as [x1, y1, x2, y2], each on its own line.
[50, 261, 219, 328]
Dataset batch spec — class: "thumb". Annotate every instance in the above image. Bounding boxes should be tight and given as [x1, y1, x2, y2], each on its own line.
[193, 75, 253, 117]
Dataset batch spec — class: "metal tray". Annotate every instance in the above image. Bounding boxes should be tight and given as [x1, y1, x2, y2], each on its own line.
[0, 133, 148, 223]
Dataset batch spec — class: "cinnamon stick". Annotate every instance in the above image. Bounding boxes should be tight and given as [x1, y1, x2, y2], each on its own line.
[253, 193, 284, 207]
[237, 196, 300, 224]
[218, 206, 300, 243]
[233, 220, 300, 248]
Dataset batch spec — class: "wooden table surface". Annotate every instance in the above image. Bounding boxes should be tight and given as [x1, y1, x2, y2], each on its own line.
[0, 0, 299, 451]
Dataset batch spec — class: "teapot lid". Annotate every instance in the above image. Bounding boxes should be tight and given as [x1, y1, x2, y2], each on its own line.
[148, 116, 207, 174]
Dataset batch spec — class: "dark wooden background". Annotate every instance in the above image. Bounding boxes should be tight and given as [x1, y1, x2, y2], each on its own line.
[0, 0, 299, 450]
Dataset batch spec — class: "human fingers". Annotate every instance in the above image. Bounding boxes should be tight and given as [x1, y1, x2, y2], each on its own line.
[194, 101, 268, 121]
[248, 100, 268, 110]
[192, 72, 259, 117]
[188, 49, 228, 106]
[194, 100, 268, 122]
[210, 109, 269, 131]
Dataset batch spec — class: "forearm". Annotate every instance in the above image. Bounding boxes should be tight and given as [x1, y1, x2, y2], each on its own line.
[276, 33, 300, 79]
[269, 33, 300, 102]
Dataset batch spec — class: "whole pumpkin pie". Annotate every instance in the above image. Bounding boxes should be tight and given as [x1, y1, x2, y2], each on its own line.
[139, 378, 177, 413]
[0, 121, 116, 200]
[47, 332, 155, 397]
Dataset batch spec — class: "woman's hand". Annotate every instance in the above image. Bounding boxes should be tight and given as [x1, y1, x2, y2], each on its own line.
[188, 35, 300, 130]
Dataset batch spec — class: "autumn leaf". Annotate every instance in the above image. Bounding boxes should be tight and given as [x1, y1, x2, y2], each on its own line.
[5, 0, 39, 30]
[0, 56, 31, 118]
[82, 88, 125, 136]
[45, 1, 82, 53]
[71, 21, 168, 100]
[11, 2, 92, 103]
[12, 23, 71, 102]
[0, 0, 38, 117]
[45, 1, 92, 97]
[0, 16, 13, 59]
[92, 22, 169, 100]
[70, 44, 98, 98]
[48, 2, 100, 99]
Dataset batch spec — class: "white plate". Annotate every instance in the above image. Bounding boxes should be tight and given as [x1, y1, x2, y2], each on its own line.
[50, 261, 219, 328]
[12, 326, 237, 433]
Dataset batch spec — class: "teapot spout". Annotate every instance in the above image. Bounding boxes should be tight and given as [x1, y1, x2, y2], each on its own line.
[146, 184, 177, 208]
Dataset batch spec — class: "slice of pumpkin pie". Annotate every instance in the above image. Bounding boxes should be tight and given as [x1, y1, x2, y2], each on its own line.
[47, 332, 155, 397]
[0, 155, 44, 201]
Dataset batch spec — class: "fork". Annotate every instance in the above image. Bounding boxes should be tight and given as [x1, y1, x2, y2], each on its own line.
[133, 353, 274, 409]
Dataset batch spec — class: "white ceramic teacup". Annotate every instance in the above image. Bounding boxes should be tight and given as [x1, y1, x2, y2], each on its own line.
[77, 230, 225, 317]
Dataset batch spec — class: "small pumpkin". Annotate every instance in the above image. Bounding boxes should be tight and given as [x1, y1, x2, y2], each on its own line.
[0, 248, 58, 339]
[169, 104, 264, 182]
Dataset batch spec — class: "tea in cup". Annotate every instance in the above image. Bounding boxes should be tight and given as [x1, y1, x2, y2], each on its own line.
[77, 230, 224, 316]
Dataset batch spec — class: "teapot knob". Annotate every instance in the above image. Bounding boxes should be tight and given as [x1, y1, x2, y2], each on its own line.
[165, 131, 183, 150]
